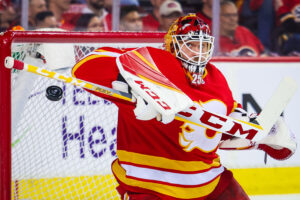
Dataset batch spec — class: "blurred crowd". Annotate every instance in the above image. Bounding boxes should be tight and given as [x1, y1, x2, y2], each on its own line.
[0, 0, 300, 56]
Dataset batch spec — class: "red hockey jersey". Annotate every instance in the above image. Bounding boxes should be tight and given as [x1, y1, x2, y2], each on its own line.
[219, 25, 265, 56]
[275, 0, 300, 24]
[142, 13, 160, 31]
[72, 47, 237, 199]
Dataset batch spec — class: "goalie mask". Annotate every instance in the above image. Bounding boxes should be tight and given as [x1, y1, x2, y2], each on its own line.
[164, 14, 214, 87]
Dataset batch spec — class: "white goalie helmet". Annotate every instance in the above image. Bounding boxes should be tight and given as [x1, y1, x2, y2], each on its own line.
[164, 13, 214, 87]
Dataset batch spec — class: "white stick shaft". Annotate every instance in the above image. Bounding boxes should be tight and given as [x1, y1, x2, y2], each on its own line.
[256, 76, 298, 135]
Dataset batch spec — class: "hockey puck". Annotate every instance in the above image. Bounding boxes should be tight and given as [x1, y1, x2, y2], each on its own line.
[46, 85, 63, 101]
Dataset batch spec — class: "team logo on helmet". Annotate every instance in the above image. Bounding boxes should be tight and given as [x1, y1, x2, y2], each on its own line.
[175, 15, 211, 36]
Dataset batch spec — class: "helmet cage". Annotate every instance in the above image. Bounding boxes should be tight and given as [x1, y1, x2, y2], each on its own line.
[172, 33, 214, 71]
[164, 13, 215, 87]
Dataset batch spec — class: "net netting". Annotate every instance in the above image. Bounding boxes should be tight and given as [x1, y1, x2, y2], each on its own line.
[10, 34, 162, 200]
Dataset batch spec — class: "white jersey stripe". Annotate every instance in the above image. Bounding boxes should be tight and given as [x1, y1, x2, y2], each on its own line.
[121, 163, 224, 186]
[79, 50, 121, 60]
[88, 51, 121, 57]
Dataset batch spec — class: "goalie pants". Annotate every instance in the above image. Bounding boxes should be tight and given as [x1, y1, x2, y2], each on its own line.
[116, 169, 250, 200]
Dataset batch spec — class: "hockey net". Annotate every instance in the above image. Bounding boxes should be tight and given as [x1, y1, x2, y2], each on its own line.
[0, 30, 164, 200]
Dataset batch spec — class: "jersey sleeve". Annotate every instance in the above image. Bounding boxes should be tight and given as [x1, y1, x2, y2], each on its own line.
[71, 47, 133, 104]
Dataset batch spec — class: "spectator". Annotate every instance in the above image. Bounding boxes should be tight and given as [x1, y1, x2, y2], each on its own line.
[0, 1, 17, 31]
[104, 0, 112, 12]
[48, 0, 72, 28]
[35, 10, 58, 29]
[74, 13, 105, 31]
[219, 0, 265, 56]
[82, 0, 111, 30]
[236, 0, 257, 33]
[158, 0, 183, 31]
[72, 0, 86, 3]
[83, 0, 106, 16]
[121, 0, 139, 6]
[272, 0, 300, 55]
[238, 0, 275, 50]
[104, 0, 140, 20]
[28, 0, 47, 29]
[120, 5, 143, 31]
[196, 0, 213, 28]
[142, 0, 170, 31]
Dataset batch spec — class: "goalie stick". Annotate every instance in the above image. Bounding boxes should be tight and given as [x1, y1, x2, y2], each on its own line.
[4, 56, 298, 141]
[255, 76, 298, 134]
[5, 56, 133, 103]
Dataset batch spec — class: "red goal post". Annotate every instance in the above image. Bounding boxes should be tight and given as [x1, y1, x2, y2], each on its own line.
[0, 30, 165, 200]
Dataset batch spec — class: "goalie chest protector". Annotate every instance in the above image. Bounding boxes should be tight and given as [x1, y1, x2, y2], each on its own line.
[72, 47, 236, 200]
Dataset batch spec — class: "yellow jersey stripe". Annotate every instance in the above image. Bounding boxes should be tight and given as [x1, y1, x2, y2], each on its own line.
[117, 150, 221, 172]
[112, 160, 220, 199]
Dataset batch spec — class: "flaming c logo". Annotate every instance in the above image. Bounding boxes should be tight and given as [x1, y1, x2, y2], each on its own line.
[179, 101, 227, 153]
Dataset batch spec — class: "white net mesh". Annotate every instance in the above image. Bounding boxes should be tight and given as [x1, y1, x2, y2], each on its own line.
[10, 40, 162, 199]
